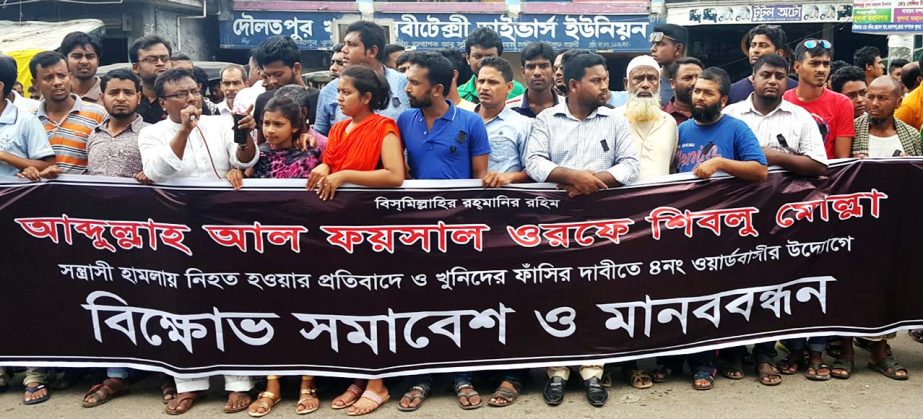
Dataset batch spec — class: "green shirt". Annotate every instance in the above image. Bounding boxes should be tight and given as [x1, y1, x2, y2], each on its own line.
[458, 75, 525, 103]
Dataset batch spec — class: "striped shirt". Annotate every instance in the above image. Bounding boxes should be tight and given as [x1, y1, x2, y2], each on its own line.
[35, 95, 106, 173]
[525, 101, 639, 184]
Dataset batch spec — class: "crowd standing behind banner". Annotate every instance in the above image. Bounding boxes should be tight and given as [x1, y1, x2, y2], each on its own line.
[1, 17, 923, 417]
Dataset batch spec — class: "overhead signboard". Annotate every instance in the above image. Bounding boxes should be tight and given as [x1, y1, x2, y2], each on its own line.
[853, 1, 923, 33]
[667, 3, 853, 26]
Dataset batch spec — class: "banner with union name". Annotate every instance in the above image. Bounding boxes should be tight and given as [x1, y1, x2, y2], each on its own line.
[0, 159, 921, 379]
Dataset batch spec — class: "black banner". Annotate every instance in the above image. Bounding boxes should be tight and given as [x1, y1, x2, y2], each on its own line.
[1, 159, 922, 379]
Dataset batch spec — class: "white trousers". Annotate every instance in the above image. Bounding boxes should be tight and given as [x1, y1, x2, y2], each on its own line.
[174, 375, 253, 393]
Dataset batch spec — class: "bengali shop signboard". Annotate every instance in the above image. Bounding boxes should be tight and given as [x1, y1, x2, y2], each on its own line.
[219, 10, 650, 52]
[667, 2, 853, 26]
[380, 13, 650, 52]
[1, 160, 923, 378]
[853, 1, 923, 33]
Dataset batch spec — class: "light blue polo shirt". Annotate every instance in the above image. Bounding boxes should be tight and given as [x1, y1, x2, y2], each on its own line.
[0, 99, 54, 177]
[398, 100, 491, 180]
[480, 105, 532, 173]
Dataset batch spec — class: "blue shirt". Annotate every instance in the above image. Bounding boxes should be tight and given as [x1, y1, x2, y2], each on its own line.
[481, 105, 533, 173]
[314, 65, 410, 135]
[398, 100, 491, 179]
[0, 100, 54, 177]
[674, 114, 767, 173]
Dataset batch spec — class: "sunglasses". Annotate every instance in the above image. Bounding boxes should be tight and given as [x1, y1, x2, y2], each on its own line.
[649, 32, 676, 43]
[802, 39, 832, 49]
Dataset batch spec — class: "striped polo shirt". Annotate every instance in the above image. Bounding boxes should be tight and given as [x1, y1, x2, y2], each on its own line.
[35, 95, 107, 173]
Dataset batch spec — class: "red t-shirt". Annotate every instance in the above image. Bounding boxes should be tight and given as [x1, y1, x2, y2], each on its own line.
[782, 88, 855, 158]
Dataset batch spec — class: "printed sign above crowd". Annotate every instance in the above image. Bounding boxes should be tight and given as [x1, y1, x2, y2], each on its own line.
[853, 0, 923, 33]
[220, 11, 651, 52]
[666, 2, 853, 26]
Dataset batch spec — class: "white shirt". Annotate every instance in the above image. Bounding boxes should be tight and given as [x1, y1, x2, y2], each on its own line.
[139, 115, 259, 183]
[216, 99, 233, 117]
[525, 101, 639, 184]
[11, 91, 40, 114]
[613, 106, 678, 181]
[232, 80, 265, 114]
[723, 94, 828, 166]
[868, 134, 903, 158]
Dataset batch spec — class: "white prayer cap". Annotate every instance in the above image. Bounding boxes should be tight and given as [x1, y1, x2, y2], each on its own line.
[626, 55, 661, 76]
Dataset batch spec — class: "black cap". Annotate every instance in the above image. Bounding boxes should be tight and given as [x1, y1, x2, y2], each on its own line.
[652, 23, 688, 46]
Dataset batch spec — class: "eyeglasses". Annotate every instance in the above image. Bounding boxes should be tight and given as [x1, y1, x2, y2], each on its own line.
[802, 39, 832, 49]
[161, 89, 201, 100]
[140, 55, 171, 65]
[649, 32, 676, 43]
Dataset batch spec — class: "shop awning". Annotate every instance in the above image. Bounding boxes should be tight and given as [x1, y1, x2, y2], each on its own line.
[0, 19, 105, 53]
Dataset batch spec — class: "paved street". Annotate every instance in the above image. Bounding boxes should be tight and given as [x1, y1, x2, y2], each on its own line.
[2, 335, 922, 418]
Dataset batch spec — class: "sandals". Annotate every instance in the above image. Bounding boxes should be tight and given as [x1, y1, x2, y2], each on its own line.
[831, 358, 853, 380]
[868, 357, 909, 380]
[805, 362, 831, 381]
[650, 365, 673, 383]
[161, 381, 177, 404]
[855, 338, 893, 356]
[756, 362, 782, 386]
[248, 391, 281, 418]
[332, 384, 363, 410]
[296, 387, 320, 415]
[692, 368, 715, 391]
[487, 382, 520, 407]
[224, 391, 253, 414]
[397, 384, 430, 412]
[454, 382, 483, 410]
[82, 378, 128, 408]
[347, 390, 389, 416]
[625, 370, 653, 389]
[719, 358, 745, 380]
[776, 355, 803, 375]
[23, 383, 50, 405]
[165, 391, 206, 415]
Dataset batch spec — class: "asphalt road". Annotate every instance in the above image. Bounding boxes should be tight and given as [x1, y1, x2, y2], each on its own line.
[2, 335, 922, 418]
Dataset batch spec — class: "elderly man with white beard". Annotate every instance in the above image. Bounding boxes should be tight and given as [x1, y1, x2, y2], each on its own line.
[614, 55, 678, 181]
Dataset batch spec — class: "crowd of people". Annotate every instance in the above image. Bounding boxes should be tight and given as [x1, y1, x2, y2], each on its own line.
[1, 19, 922, 416]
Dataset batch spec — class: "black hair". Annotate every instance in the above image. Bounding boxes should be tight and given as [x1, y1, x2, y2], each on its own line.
[438, 48, 472, 86]
[29, 51, 67, 78]
[521, 42, 555, 67]
[829, 66, 866, 94]
[192, 66, 210, 94]
[407, 51, 454, 97]
[270, 85, 319, 126]
[902, 63, 922, 91]
[171, 52, 192, 62]
[465, 27, 503, 55]
[154, 68, 195, 98]
[477, 56, 514, 83]
[665, 56, 703, 79]
[129, 35, 173, 63]
[0, 54, 16, 97]
[830, 60, 849, 77]
[58, 31, 103, 59]
[220, 64, 247, 80]
[100, 68, 141, 93]
[254, 36, 301, 67]
[752, 54, 790, 75]
[561, 49, 591, 68]
[344, 21, 386, 61]
[890, 58, 909, 72]
[793, 39, 832, 62]
[853, 46, 881, 71]
[332, 43, 345, 53]
[562, 53, 606, 94]
[340, 64, 392, 111]
[384, 44, 405, 57]
[698, 67, 731, 97]
[395, 51, 414, 68]
[746, 24, 787, 53]
[263, 95, 304, 137]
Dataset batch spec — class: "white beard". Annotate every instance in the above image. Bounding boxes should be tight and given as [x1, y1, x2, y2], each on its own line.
[624, 94, 662, 124]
